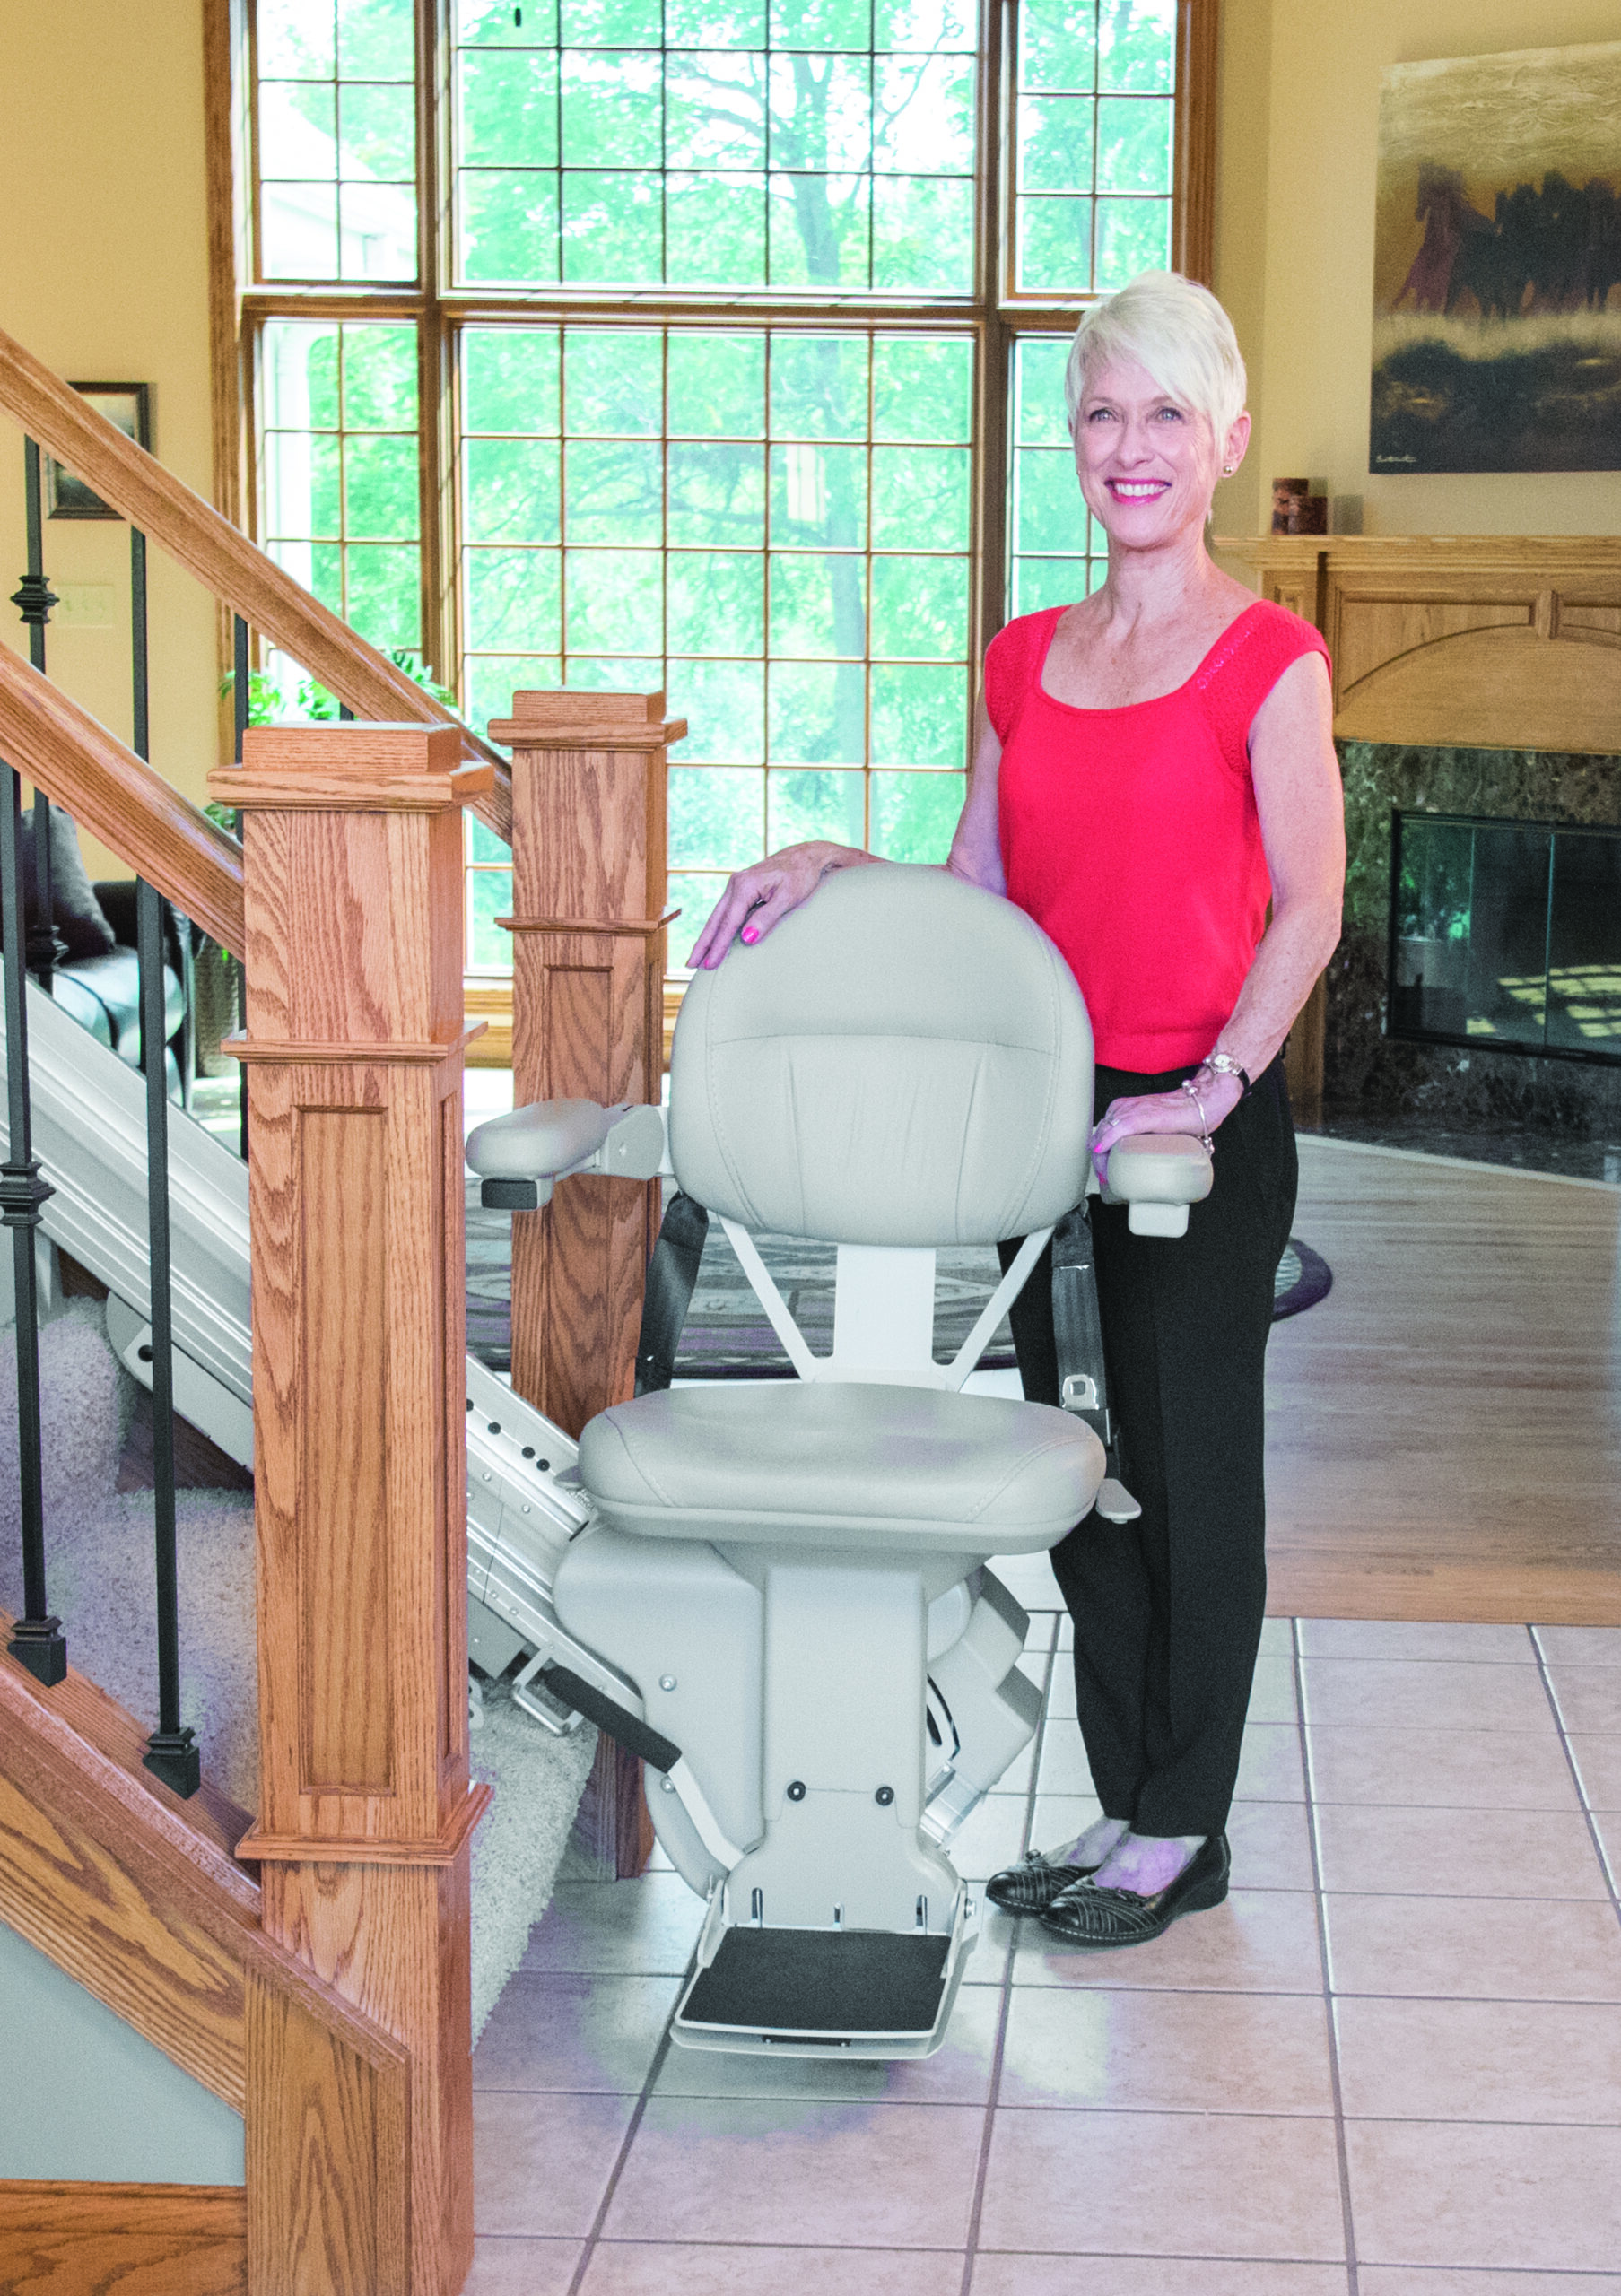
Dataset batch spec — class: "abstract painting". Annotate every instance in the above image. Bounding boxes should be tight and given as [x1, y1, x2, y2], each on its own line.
[1371, 42, 1621, 474]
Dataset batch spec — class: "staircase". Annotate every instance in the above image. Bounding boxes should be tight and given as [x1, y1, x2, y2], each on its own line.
[0, 326, 519, 2295]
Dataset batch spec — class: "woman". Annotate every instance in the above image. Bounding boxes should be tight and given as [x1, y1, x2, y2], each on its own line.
[689, 271, 1344, 1950]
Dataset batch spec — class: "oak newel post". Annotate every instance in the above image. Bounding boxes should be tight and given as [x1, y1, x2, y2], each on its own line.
[209, 723, 492, 2296]
[486, 689, 685, 1435]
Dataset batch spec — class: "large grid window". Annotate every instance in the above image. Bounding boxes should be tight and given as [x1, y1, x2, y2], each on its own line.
[240, 1, 1215, 971]
[1013, 0, 1175, 296]
[460, 323, 972, 932]
[1009, 335, 1103, 612]
[255, 0, 418, 280]
[453, 0, 978, 292]
[259, 319, 423, 654]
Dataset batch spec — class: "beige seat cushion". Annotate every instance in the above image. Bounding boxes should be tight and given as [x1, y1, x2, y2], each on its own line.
[579, 1384, 1106, 1555]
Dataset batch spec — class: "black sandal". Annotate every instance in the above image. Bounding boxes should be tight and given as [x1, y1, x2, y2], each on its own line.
[984, 1848, 1102, 1914]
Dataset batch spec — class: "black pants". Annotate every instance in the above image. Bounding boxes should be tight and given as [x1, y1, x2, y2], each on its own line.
[1000, 1058, 1297, 1837]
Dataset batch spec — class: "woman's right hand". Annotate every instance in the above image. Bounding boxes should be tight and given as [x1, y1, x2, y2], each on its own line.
[687, 842, 873, 970]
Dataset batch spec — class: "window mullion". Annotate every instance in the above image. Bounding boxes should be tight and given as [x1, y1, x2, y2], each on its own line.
[972, 0, 1010, 667]
[417, 2, 457, 690]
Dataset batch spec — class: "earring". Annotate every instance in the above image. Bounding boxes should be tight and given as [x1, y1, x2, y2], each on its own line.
[1221, 462, 1236, 475]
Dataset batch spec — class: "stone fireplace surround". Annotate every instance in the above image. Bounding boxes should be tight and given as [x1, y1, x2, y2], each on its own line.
[1216, 535, 1621, 1148]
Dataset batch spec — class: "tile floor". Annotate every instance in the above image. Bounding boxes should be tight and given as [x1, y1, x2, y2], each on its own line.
[466, 1566, 1621, 2295]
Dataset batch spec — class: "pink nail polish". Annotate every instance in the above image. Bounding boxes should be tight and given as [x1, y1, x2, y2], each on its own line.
[741, 926, 758, 944]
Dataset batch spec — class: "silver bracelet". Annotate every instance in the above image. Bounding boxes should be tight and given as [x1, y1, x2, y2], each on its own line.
[1179, 1077, 1214, 1151]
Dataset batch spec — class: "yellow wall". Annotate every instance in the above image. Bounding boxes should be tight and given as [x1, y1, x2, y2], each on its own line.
[1212, 0, 1621, 543]
[0, 0, 219, 874]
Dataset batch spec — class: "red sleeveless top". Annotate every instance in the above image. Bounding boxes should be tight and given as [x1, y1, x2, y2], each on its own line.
[987, 599, 1330, 1072]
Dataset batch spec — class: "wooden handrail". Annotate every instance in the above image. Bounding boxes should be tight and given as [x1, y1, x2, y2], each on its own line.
[0, 323, 513, 845]
[0, 645, 245, 958]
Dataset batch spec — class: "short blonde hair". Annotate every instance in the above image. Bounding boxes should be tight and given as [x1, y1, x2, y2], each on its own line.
[1064, 272, 1247, 447]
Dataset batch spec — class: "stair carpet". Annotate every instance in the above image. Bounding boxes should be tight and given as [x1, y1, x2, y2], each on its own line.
[0, 1300, 596, 2040]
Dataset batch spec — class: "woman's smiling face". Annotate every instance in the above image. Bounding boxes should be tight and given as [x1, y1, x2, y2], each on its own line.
[1072, 357, 1240, 551]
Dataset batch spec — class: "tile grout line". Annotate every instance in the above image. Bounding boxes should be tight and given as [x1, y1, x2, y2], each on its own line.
[1529, 1623, 1621, 1926]
[956, 1626, 1056, 2296]
[1293, 1615, 1360, 2296]
[562, 1954, 686, 2296]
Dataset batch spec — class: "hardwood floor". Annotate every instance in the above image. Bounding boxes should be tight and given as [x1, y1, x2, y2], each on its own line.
[1265, 1136, 1621, 1624]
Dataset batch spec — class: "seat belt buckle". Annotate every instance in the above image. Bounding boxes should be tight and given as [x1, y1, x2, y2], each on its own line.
[1060, 1372, 1100, 1414]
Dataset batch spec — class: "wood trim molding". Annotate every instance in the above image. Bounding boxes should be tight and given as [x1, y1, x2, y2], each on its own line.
[0, 1610, 253, 1872]
[237, 1782, 492, 1867]
[220, 1030, 484, 1066]
[205, 762, 493, 812]
[0, 2181, 247, 2296]
[498, 911, 680, 936]
[202, 0, 245, 538]
[1173, 0, 1219, 286]
[486, 722, 688, 752]
[0, 647, 245, 959]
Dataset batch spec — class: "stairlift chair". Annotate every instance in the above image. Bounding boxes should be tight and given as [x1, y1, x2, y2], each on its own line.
[464, 866, 1212, 2058]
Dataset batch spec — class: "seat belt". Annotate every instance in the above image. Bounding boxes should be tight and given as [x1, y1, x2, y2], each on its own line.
[633, 1189, 710, 1396]
[1050, 1204, 1111, 1448]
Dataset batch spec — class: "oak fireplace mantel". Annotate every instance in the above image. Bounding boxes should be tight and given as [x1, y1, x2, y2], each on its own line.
[1214, 535, 1621, 756]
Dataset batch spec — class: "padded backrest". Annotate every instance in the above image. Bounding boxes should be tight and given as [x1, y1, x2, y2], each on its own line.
[668, 867, 1094, 1246]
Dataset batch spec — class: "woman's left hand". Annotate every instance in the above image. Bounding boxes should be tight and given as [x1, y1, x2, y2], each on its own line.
[1089, 1070, 1244, 1187]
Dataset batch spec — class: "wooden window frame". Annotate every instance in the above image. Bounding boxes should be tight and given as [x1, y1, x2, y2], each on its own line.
[205, 0, 1218, 1003]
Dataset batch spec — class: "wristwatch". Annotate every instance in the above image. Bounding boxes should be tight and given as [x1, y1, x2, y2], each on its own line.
[1201, 1051, 1252, 1096]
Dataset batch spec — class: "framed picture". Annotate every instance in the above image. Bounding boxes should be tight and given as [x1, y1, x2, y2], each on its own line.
[45, 383, 153, 518]
[1371, 42, 1621, 474]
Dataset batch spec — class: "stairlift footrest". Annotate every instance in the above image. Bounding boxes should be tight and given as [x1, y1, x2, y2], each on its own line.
[672, 1884, 980, 2060]
[684, 1926, 950, 2039]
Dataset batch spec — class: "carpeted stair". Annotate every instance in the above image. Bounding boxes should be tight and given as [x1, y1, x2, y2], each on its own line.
[0, 1300, 596, 2039]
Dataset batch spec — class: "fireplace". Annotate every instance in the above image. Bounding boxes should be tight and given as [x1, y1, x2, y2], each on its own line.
[1390, 811, 1621, 1065]
[1215, 533, 1621, 1132]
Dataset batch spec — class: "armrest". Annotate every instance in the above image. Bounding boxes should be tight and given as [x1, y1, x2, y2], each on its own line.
[466, 1099, 666, 1210]
[1102, 1133, 1214, 1238]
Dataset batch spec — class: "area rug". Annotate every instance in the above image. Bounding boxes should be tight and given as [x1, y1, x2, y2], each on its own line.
[467, 1186, 1333, 1376]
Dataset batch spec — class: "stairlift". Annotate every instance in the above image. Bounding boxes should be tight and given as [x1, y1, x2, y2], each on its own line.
[464, 866, 1213, 2060]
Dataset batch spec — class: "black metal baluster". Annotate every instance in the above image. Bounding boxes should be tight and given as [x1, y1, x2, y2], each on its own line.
[131, 528, 198, 1796]
[2, 761, 64, 1685]
[233, 617, 248, 1163]
[12, 442, 59, 993]
[132, 526, 149, 761]
[136, 882, 196, 1793]
[232, 616, 250, 761]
